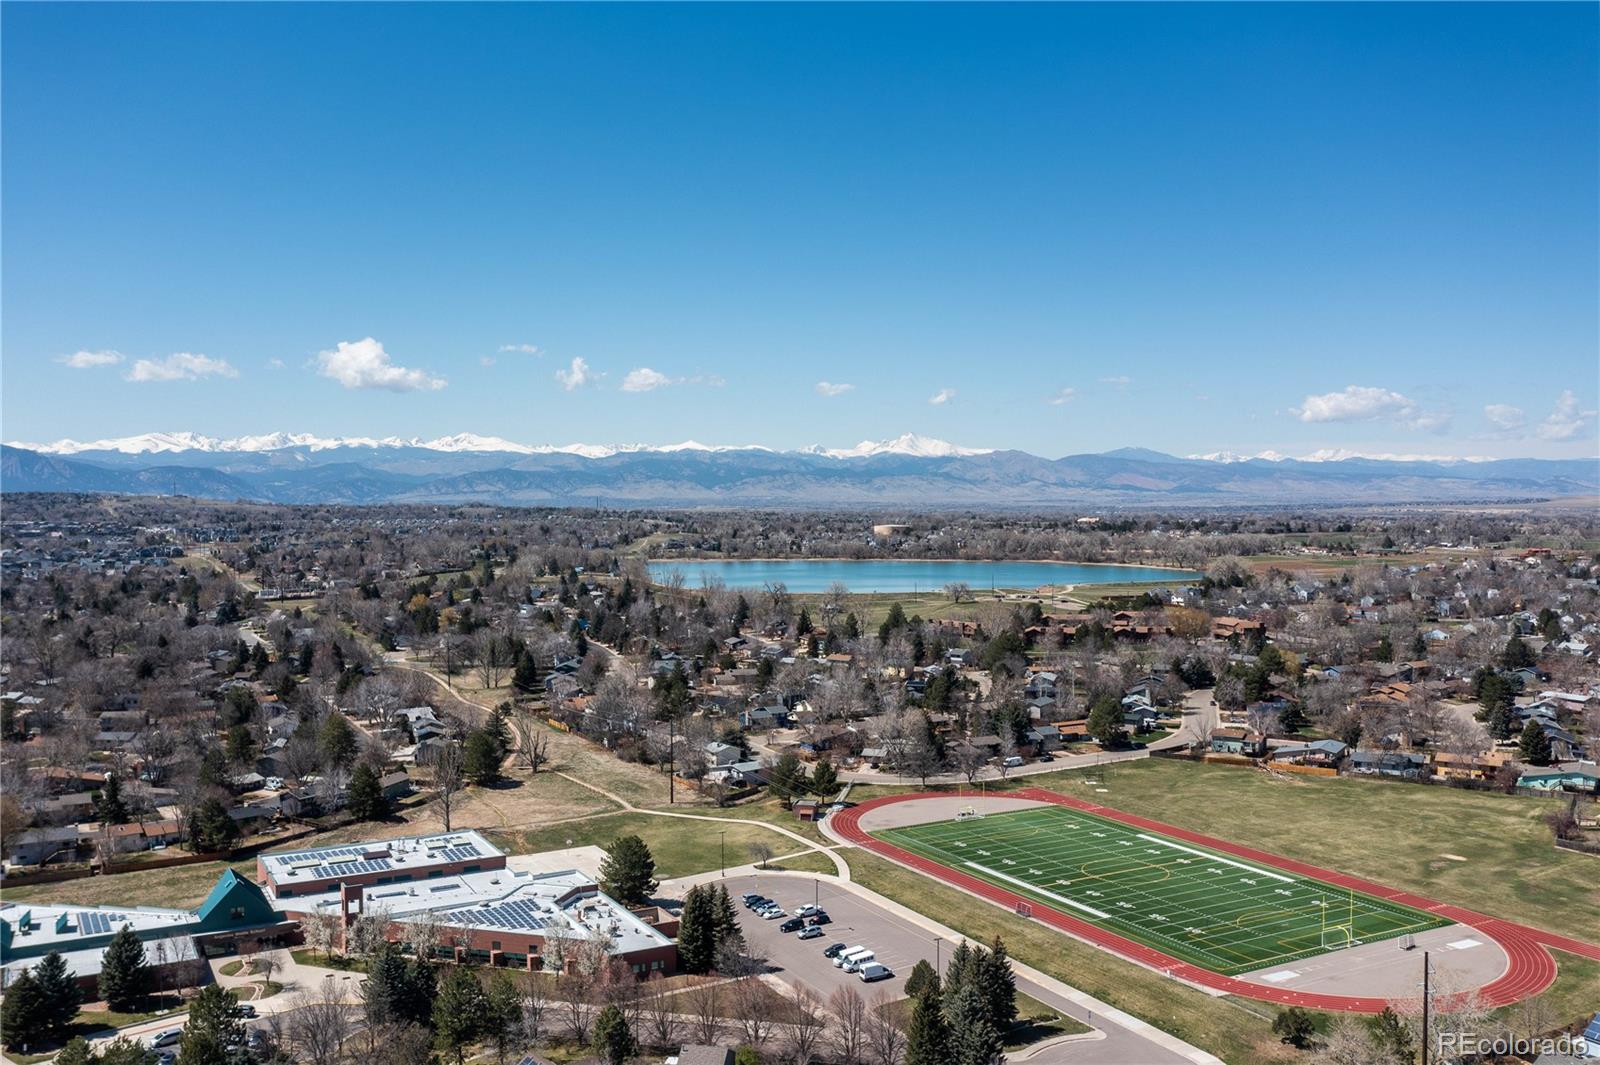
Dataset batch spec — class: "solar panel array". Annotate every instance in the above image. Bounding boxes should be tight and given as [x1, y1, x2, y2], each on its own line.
[79, 911, 128, 936]
[319, 858, 393, 879]
[437, 844, 480, 863]
[441, 897, 553, 932]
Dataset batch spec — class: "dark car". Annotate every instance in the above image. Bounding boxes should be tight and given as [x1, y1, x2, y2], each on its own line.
[806, 912, 831, 926]
[741, 892, 764, 905]
[822, 942, 848, 958]
[779, 917, 806, 933]
[744, 895, 770, 909]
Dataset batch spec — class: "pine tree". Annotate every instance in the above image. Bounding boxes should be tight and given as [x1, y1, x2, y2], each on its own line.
[1369, 1006, 1415, 1063]
[347, 762, 391, 821]
[513, 652, 540, 693]
[319, 712, 358, 771]
[94, 775, 131, 825]
[485, 704, 513, 760]
[945, 983, 1002, 1065]
[904, 959, 939, 999]
[1272, 1006, 1316, 1048]
[0, 969, 46, 1051]
[464, 729, 504, 785]
[32, 950, 82, 1037]
[433, 966, 491, 1064]
[712, 885, 742, 954]
[943, 940, 974, 996]
[768, 751, 806, 809]
[362, 942, 409, 1027]
[599, 835, 658, 905]
[178, 984, 244, 1065]
[1518, 719, 1553, 766]
[977, 936, 1017, 1030]
[186, 797, 240, 853]
[904, 982, 950, 1065]
[98, 927, 149, 1011]
[592, 1003, 639, 1065]
[809, 758, 839, 799]
[676, 886, 717, 974]
[54, 1037, 97, 1065]
[1501, 636, 1536, 670]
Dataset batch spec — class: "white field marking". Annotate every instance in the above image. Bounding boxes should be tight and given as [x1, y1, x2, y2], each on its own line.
[1259, 970, 1300, 984]
[965, 861, 1112, 919]
[1136, 835, 1293, 883]
[1446, 938, 1482, 950]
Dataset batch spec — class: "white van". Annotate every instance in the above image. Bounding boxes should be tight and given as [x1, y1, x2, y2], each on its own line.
[840, 949, 876, 973]
[857, 962, 894, 982]
[832, 945, 868, 969]
[1003, 755, 1025, 768]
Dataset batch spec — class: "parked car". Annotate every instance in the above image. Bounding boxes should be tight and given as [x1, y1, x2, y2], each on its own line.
[762, 907, 786, 920]
[795, 904, 820, 917]
[832, 945, 868, 968]
[779, 917, 805, 933]
[797, 925, 824, 940]
[822, 942, 848, 958]
[230, 1003, 257, 1018]
[806, 911, 831, 925]
[151, 1029, 184, 1048]
[858, 962, 894, 982]
[741, 892, 764, 905]
[1003, 755, 1025, 768]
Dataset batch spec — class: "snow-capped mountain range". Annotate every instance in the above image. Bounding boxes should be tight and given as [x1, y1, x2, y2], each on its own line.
[7, 430, 992, 460]
[2, 431, 1594, 507]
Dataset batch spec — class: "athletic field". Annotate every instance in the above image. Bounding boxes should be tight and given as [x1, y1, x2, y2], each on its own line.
[875, 804, 1449, 976]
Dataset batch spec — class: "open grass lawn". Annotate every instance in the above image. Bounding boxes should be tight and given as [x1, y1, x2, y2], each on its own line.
[845, 850, 1288, 1065]
[1007, 990, 1093, 1046]
[673, 794, 831, 845]
[760, 850, 838, 875]
[1, 858, 259, 909]
[290, 948, 367, 972]
[1015, 759, 1600, 937]
[493, 812, 816, 880]
[877, 806, 1446, 976]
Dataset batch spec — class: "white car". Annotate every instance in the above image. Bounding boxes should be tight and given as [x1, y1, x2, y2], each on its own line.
[151, 1028, 184, 1048]
[264, 776, 285, 790]
[761, 907, 786, 919]
[795, 904, 820, 917]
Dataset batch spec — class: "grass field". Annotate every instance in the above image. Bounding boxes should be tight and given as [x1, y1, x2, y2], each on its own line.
[876, 805, 1447, 976]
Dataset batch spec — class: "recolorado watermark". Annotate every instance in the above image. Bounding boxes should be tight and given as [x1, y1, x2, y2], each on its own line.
[1436, 1031, 1589, 1057]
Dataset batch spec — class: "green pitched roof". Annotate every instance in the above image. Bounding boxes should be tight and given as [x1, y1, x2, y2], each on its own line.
[194, 869, 278, 932]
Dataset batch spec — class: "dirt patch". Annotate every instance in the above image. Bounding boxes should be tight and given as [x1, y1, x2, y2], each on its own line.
[852, 794, 1048, 832]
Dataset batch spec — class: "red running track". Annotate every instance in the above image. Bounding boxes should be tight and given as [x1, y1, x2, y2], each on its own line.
[832, 787, 1599, 1013]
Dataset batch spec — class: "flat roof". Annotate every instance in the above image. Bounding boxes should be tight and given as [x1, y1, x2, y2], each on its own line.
[259, 829, 500, 886]
[0, 900, 195, 954]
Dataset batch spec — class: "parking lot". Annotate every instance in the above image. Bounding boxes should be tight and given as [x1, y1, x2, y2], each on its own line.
[723, 872, 949, 998]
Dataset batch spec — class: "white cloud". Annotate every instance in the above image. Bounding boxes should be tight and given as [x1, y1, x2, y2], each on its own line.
[267, 358, 286, 370]
[1047, 387, 1076, 406]
[1099, 375, 1132, 387]
[555, 356, 594, 391]
[928, 388, 957, 406]
[1293, 385, 1447, 430]
[56, 349, 124, 369]
[479, 356, 496, 367]
[499, 344, 543, 355]
[314, 338, 445, 392]
[622, 367, 672, 393]
[1483, 403, 1526, 432]
[125, 353, 238, 383]
[1537, 390, 1596, 441]
[815, 381, 855, 397]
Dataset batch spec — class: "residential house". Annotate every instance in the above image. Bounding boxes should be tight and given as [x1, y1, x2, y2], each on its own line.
[1210, 727, 1266, 757]
[1270, 740, 1349, 768]
[1346, 751, 1428, 780]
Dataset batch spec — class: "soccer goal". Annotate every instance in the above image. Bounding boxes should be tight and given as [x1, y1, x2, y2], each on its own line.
[1320, 925, 1354, 951]
[956, 806, 983, 821]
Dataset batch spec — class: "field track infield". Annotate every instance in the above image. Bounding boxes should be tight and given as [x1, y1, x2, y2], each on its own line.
[828, 787, 1600, 1012]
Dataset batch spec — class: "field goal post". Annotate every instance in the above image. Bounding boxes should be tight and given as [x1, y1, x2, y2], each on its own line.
[1015, 902, 1033, 919]
[956, 805, 983, 821]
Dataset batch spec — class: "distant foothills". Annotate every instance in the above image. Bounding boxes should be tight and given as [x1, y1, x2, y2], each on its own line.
[1, 431, 1596, 508]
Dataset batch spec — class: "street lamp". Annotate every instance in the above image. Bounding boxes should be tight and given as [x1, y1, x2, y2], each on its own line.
[934, 936, 943, 972]
[720, 830, 726, 877]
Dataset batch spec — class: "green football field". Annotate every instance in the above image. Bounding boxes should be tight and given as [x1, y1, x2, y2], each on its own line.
[875, 805, 1449, 976]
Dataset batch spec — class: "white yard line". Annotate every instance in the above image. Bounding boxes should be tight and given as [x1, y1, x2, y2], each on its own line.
[1134, 835, 1294, 883]
[964, 861, 1113, 919]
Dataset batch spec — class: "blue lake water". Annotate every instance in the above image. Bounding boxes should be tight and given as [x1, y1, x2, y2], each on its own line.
[646, 559, 1199, 593]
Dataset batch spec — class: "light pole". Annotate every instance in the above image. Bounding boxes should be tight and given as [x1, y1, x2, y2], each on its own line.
[720, 830, 726, 877]
[934, 936, 943, 972]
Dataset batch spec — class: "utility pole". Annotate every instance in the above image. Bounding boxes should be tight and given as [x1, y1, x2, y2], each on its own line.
[1421, 950, 1431, 1065]
[668, 717, 676, 805]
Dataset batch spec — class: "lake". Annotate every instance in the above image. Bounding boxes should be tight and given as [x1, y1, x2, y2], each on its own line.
[645, 558, 1199, 594]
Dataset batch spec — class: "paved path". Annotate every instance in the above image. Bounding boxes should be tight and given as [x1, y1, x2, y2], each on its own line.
[830, 788, 1599, 1013]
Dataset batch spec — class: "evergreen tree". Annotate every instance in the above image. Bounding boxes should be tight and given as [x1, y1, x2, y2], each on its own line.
[976, 937, 1017, 1030]
[904, 959, 940, 1000]
[319, 712, 358, 771]
[53, 1037, 97, 1065]
[1085, 695, 1127, 749]
[945, 983, 1002, 1065]
[767, 751, 806, 809]
[464, 729, 504, 785]
[363, 943, 416, 1027]
[1276, 702, 1308, 733]
[1478, 674, 1515, 724]
[1410, 632, 1428, 659]
[98, 927, 149, 1011]
[1369, 1007, 1415, 1063]
[0, 969, 46, 1051]
[347, 762, 391, 821]
[186, 797, 240, 853]
[433, 966, 491, 1064]
[1272, 1006, 1316, 1049]
[177, 985, 244, 1065]
[485, 704, 513, 760]
[223, 725, 254, 766]
[93, 775, 131, 825]
[809, 758, 839, 799]
[1501, 636, 1536, 671]
[33, 950, 82, 1037]
[512, 652, 540, 693]
[676, 886, 717, 974]
[904, 982, 950, 1065]
[485, 973, 524, 1064]
[599, 835, 658, 905]
[1519, 720, 1553, 766]
[99, 1036, 157, 1065]
[592, 1003, 639, 1065]
[712, 885, 742, 954]
[1371, 636, 1393, 663]
[943, 940, 975, 997]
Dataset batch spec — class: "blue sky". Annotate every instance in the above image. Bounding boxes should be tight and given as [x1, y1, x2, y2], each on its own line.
[3, 2, 1596, 459]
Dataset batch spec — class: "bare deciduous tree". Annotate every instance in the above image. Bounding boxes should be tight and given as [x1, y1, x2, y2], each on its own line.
[280, 976, 355, 1065]
[638, 973, 679, 1049]
[685, 978, 724, 1045]
[433, 740, 466, 831]
[829, 985, 869, 1065]
[866, 990, 907, 1065]
[733, 976, 776, 1049]
[783, 983, 829, 1065]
